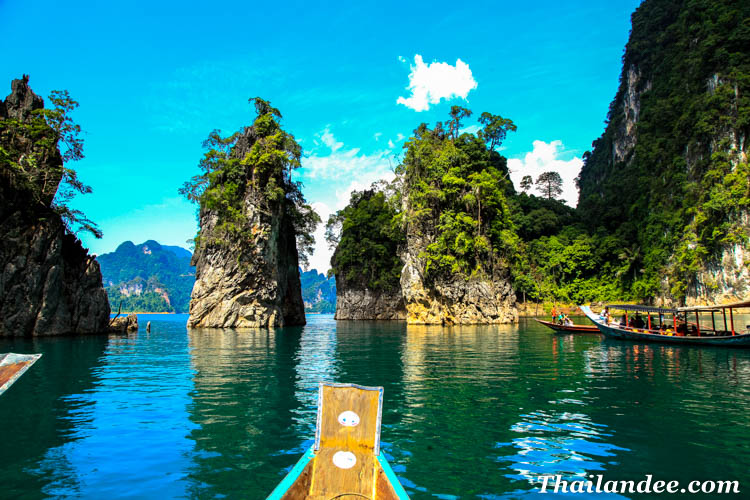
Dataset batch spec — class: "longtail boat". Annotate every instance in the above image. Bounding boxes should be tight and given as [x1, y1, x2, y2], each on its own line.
[580, 301, 750, 347]
[0, 353, 42, 396]
[534, 318, 600, 334]
[267, 382, 409, 499]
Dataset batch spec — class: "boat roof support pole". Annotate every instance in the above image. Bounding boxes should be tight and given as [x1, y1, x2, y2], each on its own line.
[711, 311, 716, 333]
[696, 311, 701, 336]
[730, 308, 735, 335]
[648, 313, 651, 331]
[723, 309, 728, 333]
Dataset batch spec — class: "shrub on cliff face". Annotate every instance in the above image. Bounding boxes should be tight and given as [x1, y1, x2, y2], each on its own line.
[179, 98, 319, 266]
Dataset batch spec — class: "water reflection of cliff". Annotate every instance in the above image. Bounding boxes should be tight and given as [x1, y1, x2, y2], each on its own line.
[393, 323, 527, 496]
[185, 326, 305, 498]
[0, 334, 108, 497]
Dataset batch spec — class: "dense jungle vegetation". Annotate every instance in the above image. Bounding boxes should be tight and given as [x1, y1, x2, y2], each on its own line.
[98, 240, 195, 313]
[577, 0, 749, 302]
[327, 0, 749, 306]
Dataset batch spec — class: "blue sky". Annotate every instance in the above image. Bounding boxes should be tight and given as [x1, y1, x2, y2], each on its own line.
[1, 0, 641, 272]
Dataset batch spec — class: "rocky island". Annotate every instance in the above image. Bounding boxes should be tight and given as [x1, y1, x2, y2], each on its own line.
[182, 98, 318, 328]
[328, 110, 519, 324]
[0, 76, 110, 336]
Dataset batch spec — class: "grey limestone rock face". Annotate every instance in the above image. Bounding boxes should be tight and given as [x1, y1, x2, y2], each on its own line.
[333, 273, 405, 320]
[187, 129, 306, 329]
[399, 234, 517, 325]
[0, 76, 110, 336]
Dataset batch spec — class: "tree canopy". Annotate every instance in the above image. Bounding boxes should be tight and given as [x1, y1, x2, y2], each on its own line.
[535, 171, 563, 200]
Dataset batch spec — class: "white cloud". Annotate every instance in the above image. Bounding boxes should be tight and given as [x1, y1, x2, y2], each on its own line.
[397, 54, 478, 112]
[307, 201, 334, 273]
[507, 140, 583, 207]
[301, 128, 397, 273]
[374, 132, 382, 141]
[396, 133, 405, 141]
[301, 129, 394, 181]
[388, 139, 395, 148]
[319, 127, 343, 152]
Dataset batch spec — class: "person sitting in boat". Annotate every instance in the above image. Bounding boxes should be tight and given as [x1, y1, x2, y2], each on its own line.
[563, 314, 573, 326]
[599, 307, 610, 323]
[676, 320, 688, 336]
[620, 314, 627, 327]
[634, 314, 645, 328]
[664, 325, 674, 336]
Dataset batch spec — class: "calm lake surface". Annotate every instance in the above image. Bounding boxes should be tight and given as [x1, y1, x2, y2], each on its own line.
[1, 314, 750, 499]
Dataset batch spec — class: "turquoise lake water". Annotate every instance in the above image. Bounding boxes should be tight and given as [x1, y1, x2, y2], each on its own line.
[1, 314, 749, 499]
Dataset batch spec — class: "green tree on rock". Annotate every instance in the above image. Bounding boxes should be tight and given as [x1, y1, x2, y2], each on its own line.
[535, 171, 563, 200]
[0, 78, 101, 238]
[520, 175, 533, 192]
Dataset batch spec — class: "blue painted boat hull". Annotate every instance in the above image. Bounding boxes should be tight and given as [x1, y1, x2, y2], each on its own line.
[579, 306, 750, 347]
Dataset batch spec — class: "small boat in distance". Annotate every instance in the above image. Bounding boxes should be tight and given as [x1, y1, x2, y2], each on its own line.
[0, 353, 42, 396]
[267, 382, 409, 499]
[534, 318, 600, 334]
[580, 301, 750, 347]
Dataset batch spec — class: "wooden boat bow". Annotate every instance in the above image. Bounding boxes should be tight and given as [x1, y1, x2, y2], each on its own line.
[267, 383, 409, 499]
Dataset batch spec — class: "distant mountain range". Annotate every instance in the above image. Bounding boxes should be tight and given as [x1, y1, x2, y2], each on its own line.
[300, 269, 336, 313]
[97, 240, 336, 314]
[97, 240, 195, 313]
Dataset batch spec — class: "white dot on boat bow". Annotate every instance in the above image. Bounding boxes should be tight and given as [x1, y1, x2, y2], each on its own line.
[337, 410, 360, 427]
[332, 451, 357, 469]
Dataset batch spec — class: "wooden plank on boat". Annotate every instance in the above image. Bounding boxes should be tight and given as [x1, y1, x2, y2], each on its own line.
[0, 353, 42, 396]
[268, 383, 409, 499]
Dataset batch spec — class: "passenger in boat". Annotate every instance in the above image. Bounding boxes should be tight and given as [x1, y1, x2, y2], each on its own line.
[676, 320, 687, 336]
[664, 325, 674, 336]
[599, 307, 610, 323]
[634, 314, 645, 328]
[563, 314, 573, 326]
[551, 306, 557, 322]
[620, 314, 627, 327]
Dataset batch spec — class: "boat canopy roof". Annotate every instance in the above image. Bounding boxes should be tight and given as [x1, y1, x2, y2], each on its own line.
[606, 304, 678, 314]
[678, 300, 750, 312]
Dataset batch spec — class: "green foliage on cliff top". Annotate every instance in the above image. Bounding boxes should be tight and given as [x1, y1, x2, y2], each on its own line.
[398, 107, 517, 281]
[577, 0, 750, 302]
[0, 80, 101, 238]
[180, 98, 319, 266]
[326, 188, 404, 291]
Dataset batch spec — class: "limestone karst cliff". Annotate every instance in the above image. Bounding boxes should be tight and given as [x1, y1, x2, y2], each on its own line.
[184, 99, 314, 328]
[0, 76, 110, 336]
[328, 189, 406, 320]
[576, 0, 749, 305]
